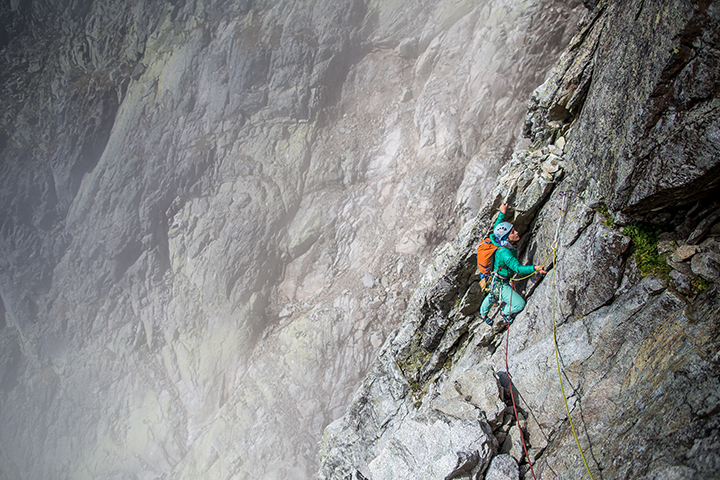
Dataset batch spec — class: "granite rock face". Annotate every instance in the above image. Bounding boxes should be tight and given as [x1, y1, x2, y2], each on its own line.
[0, 0, 585, 479]
[319, 1, 720, 479]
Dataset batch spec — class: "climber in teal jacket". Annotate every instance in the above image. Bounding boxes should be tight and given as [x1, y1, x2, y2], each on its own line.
[478, 202, 547, 326]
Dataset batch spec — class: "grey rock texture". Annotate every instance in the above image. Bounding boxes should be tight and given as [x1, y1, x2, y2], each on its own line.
[485, 454, 519, 480]
[319, 1, 720, 479]
[528, 0, 720, 219]
[0, 0, 585, 479]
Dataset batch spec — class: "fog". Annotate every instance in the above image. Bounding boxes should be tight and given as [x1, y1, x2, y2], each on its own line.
[0, 1, 584, 478]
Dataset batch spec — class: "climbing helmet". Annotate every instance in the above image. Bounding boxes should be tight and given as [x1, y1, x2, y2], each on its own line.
[494, 222, 513, 242]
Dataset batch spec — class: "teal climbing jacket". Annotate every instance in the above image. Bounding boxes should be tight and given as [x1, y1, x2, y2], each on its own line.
[489, 212, 536, 278]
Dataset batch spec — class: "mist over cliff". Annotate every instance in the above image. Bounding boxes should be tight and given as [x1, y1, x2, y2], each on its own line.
[1, 1, 718, 480]
[0, 1, 582, 478]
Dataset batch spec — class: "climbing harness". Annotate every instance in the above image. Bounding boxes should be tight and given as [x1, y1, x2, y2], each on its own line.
[484, 273, 517, 324]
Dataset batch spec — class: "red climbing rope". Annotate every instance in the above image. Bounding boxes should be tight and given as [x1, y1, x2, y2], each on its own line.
[504, 287, 538, 480]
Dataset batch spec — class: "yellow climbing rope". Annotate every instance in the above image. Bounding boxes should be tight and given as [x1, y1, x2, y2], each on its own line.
[511, 248, 553, 281]
[551, 246, 595, 480]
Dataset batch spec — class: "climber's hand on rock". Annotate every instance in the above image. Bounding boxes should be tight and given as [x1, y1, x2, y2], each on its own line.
[500, 202, 508, 214]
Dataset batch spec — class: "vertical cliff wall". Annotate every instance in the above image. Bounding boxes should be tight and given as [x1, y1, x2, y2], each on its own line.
[0, 1, 585, 479]
[319, 1, 720, 479]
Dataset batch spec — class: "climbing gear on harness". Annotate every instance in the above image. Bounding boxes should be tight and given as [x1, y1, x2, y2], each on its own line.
[494, 221, 513, 241]
[475, 275, 503, 329]
[480, 274, 517, 327]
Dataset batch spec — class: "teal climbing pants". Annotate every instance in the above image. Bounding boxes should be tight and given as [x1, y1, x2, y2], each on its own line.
[479, 281, 525, 318]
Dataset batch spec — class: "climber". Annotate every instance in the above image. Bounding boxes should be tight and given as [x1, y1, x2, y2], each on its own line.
[477, 202, 547, 326]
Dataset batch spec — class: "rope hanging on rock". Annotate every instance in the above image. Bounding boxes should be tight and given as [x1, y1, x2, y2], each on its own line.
[550, 192, 595, 480]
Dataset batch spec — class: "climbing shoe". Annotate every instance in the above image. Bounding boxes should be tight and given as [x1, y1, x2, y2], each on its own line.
[478, 314, 493, 326]
[501, 312, 515, 325]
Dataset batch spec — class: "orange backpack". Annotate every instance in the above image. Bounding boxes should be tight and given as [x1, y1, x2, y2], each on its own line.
[477, 238, 500, 290]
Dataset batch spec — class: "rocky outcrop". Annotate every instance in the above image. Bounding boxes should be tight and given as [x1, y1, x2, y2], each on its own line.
[0, 1, 587, 479]
[319, 1, 720, 479]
